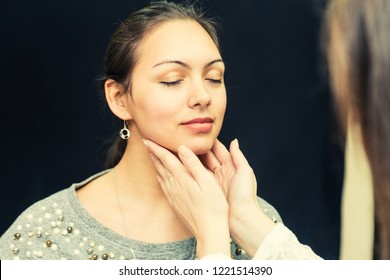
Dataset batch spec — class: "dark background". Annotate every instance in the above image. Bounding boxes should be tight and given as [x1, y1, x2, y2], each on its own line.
[0, 0, 343, 259]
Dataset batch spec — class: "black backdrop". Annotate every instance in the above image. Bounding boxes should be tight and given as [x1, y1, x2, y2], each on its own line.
[0, 0, 343, 259]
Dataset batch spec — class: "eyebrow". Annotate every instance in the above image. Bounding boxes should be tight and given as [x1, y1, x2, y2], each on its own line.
[153, 59, 224, 69]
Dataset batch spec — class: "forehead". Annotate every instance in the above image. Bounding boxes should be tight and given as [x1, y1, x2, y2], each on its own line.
[135, 19, 221, 65]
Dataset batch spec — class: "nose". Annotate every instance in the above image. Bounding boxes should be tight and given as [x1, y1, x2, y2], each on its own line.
[188, 80, 211, 108]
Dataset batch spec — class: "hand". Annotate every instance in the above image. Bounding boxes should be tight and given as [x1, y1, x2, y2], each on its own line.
[202, 139, 275, 256]
[143, 139, 231, 259]
[202, 139, 258, 213]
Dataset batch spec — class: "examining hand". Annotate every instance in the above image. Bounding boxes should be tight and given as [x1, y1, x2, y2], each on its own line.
[144, 138, 275, 258]
[201, 139, 275, 256]
[201, 139, 259, 215]
[143, 139, 230, 259]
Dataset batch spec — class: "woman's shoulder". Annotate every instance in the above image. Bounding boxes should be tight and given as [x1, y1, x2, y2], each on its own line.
[256, 196, 283, 224]
[0, 170, 109, 260]
[2, 186, 73, 232]
[0, 186, 75, 259]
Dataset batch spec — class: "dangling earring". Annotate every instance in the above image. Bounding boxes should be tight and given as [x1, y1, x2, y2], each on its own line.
[119, 120, 130, 140]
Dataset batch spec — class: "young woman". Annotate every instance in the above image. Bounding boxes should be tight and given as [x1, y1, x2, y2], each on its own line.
[147, 0, 390, 261]
[0, 1, 291, 260]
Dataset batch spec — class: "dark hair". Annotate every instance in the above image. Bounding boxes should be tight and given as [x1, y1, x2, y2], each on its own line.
[100, 0, 221, 168]
[324, 0, 390, 259]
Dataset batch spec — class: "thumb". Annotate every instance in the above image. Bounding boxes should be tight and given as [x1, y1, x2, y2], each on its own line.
[230, 139, 250, 170]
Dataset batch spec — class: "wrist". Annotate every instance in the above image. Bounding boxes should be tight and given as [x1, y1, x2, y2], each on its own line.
[229, 205, 275, 257]
[196, 220, 231, 259]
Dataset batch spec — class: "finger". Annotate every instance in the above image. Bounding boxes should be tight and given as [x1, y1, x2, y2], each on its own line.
[211, 139, 236, 174]
[150, 153, 173, 180]
[177, 145, 214, 186]
[145, 140, 206, 196]
[212, 139, 233, 164]
[200, 150, 221, 173]
[144, 139, 189, 180]
[229, 139, 251, 169]
[156, 174, 171, 201]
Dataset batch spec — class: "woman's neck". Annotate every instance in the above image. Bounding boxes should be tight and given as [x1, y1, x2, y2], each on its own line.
[113, 137, 166, 200]
[109, 137, 193, 242]
[77, 136, 193, 242]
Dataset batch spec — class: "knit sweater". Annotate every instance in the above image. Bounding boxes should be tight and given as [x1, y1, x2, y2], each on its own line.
[0, 170, 282, 260]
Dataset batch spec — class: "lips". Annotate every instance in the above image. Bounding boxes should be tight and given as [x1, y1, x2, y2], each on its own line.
[182, 117, 214, 125]
[181, 117, 214, 133]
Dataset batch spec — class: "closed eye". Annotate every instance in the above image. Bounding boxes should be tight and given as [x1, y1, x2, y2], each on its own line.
[160, 80, 183, 87]
[206, 79, 223, 84]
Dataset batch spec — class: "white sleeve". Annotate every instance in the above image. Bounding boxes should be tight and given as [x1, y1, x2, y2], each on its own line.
[253, 223, 322, 260]
[199, 253, 232, 260]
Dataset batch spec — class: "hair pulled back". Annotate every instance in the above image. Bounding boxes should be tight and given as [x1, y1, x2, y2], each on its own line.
[100, 0, 221, 168]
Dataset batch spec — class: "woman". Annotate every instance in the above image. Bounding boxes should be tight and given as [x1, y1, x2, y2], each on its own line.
[325, 0, 390, 259]
[108, 1, 320, 260]
[0, 1, 288, 260]
[148, 0, 390, 260]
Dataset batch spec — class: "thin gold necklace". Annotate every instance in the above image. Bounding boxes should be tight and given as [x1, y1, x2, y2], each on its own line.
[111, 169, 198, 259]
[111, 169, 137, 259]
[111, 169, 131, 238]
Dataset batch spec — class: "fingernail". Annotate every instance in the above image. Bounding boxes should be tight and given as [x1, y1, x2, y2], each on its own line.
[178, 145, 191, 157]
[235, 139, 239, 148]
[143, 139, 149, 147]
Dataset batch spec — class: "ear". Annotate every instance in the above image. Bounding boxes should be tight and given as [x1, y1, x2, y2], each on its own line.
[104, 79, 133, 120]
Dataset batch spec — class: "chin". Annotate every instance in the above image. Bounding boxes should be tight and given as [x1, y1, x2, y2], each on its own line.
[185, 140, 215, 155]
[189, 147, 211, 156]
[158, 135, 217, 155]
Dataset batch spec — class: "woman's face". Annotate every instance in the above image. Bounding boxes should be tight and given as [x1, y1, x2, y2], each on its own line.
[127, 19, 226, 154]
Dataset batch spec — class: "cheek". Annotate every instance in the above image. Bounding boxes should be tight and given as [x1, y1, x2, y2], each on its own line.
[131, 96, 185, 139]
[135, 90, 183, 119]
[215, 91, 227, 117]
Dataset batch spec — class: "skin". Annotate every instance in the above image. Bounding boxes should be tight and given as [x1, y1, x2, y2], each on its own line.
[77, 19, 230, 258]
[144, 138, 276, 258]
[119, 19, 226, 155]
[79, 18, 276, 259]
[134, 21, 278, 258]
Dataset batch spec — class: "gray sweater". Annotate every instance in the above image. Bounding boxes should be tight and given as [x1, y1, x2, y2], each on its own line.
[0, 170, 282, 260]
